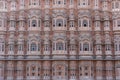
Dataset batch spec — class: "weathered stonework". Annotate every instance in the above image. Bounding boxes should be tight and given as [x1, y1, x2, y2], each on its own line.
[0, 0, 120, 80]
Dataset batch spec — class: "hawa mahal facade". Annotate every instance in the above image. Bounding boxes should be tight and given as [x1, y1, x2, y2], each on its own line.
[0, 0, 120, 80]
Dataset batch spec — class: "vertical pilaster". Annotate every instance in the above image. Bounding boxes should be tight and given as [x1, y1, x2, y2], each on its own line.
[76, 61, 79, 80]
[13, 61, 17, 80]
[23, 61, 26, 80]
[4, 61, 7, 80]
[68, 61, 70, 80]
[50, 61, 52, 80]
[41, 61, 43, 80]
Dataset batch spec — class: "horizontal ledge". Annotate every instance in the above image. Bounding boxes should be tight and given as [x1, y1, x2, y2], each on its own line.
[0, 58, 120, 61]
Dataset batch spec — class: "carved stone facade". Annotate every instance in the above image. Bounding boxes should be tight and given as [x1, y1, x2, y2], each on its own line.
[0, 0, 120, 80]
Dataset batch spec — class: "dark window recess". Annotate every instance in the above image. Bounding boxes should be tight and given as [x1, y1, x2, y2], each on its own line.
[83, 20, 88, 27]
[32, 20, 37, 27]
[32, 73, 35, 76]
[84, 23, 87, 27]
[85, 48, 88, 51]
[38, 68, 40, 71]
[85, 66, 88, 70]
[59, 67, 61, 70]
[34, 3, 36, 5]
[64, 24, 66, 27]
[83, 43, 89, 51]
[83, 3, 85, 5]
[32, 67, 35, 70]
[58, 1, 61, 4]
[80, 74, 82, 76]
[85, 73, 88, 76]
[118, 24, 120, 27]
[118, 20, 120, 27]
[80, 67, 82, 70]
[59, 23, 61, 26]
[33, 23, 36, 27]
[59, 72, 61, 75]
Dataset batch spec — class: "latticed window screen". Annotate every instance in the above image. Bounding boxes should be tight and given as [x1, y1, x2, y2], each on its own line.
[83, 43, 89, 51]
[32, 20, 37, 27]
[56, 42, 64, 50]
[31, 43, 37, 51]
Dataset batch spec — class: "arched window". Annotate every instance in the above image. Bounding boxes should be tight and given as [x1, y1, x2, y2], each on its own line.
[53, 0, 66, 5]
[33, 0, 39, 5]
[83, 20, 88, 27]
[56, 42, 64, 50]
[82, 0, 86, 5]
[33, 0, 37, 5]
[32, 20, 37, 27]
[30, 43, 37, 51]
[29, 0, 40, 6]
[78, 0, 88, 6]
[56, 19, 63, 27]
[58, 0, 61, 4]
[83, 43, 89, 51]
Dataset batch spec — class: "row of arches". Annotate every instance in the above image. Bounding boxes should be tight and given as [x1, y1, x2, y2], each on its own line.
[1, 61, 119, 80]
[0, 0, 90, 9]
[27, 17, 90, 28]
[0, 34, 113, 54]
[5, 61, 94, 80]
